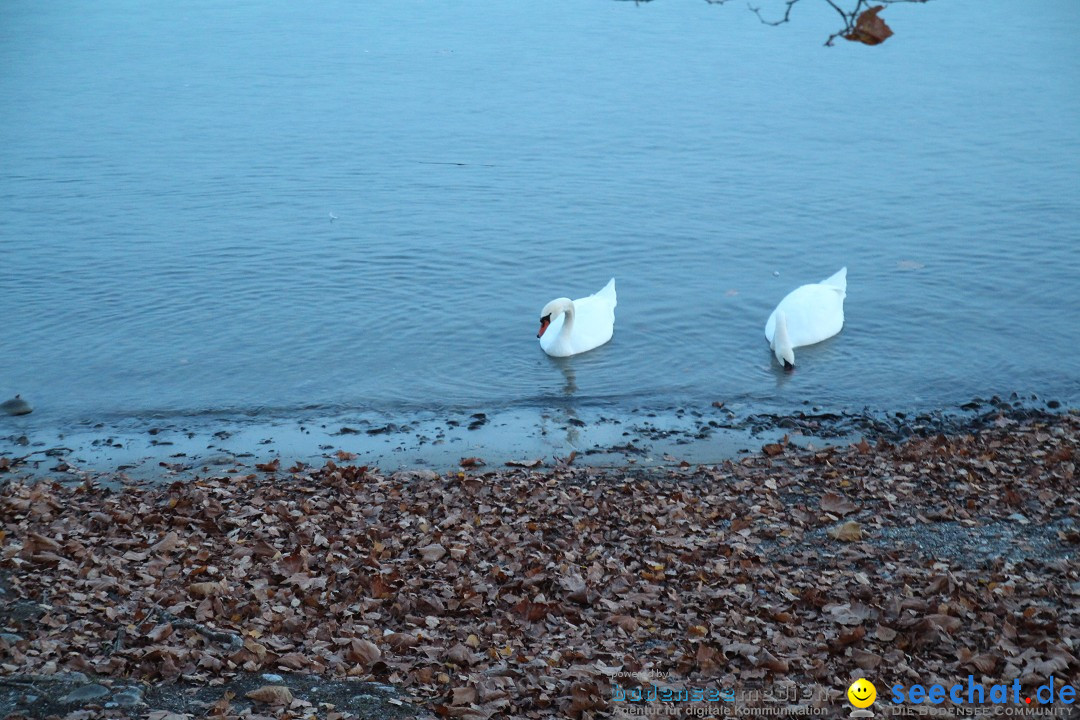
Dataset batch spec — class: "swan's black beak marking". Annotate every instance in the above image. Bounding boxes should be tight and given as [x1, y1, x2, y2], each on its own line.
[783, 360, 795, 371]
[537, 314, 551, 339]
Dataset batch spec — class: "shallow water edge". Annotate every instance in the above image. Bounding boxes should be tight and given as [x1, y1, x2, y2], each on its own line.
[0, 395, 1070, 484]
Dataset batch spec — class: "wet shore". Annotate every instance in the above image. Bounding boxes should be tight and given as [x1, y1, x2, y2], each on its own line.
[0, 395, 1068, 485]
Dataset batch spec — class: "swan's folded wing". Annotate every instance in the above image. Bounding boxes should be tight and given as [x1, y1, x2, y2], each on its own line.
[592, 278, 616, 307]
[819, 267, 847, 294]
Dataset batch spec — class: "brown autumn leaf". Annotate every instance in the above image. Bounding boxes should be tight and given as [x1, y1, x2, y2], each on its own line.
[505, 458, 543, 468]
[834, 625, 867, 648]
[958, 648, 998, 674]
[759, 649, 789, 673]
[845, 5, 894, 45]
[151, 531, 181, 553]
[875, 625, 898, 642]
[255, 458, 280, 472]
[384, 632, 418, 650]
[512, 599, 552, 622]
[762, 442, 784, 457]
[730, 516, 753, 533]
[820, 492, 858, 516]
[349, 638, 381, 665]
[556, 450, 578, 468]
[451, 686, 477, 706]
[188, 581, 223, 598]
[146, 623, 174, 642]
[827, 520, 862, 541]
[245, 685, 293, 705]
[826, 602, 875, 626]
[447, 643, 476, 666]
[27, 532, 62, 553]
[419, 543, 447, 563]
[460, 457, 485, 468]
[852, 648, 882, 670]
[239, 637, 268, 663]
[275, 652, 307, 669]
[335, 450, 357, 461]
[917, 614, 963, 633]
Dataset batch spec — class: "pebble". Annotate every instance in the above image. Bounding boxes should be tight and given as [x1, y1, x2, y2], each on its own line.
[113, 687, 144, 706]
[350, 694, 380, 704]
[61, 683, 111, 704]
[261, 673, 285, 682]
[1, 395, 32, 416]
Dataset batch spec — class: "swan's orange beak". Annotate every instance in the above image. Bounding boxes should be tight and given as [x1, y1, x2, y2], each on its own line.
[537, 318, 550, 338]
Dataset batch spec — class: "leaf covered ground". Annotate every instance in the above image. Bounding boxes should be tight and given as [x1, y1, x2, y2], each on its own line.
[1, 412, 1077, 719]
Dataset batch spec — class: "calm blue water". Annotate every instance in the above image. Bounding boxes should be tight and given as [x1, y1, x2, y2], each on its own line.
[2, 0, 1079, 428]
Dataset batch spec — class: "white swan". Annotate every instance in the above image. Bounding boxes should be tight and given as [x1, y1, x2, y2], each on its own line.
[764, 267, 847, 369]
[537, 278, 617, 357]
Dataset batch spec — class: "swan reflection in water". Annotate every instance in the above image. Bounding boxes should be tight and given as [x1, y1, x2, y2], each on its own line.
[537, 357, 582, 450]
[557, 359, 582, 448]
[557, 360, 578, 397]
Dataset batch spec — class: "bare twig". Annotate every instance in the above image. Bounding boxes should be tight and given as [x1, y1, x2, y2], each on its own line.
[157, 609, 244, 652]
[748, 0, 799, 26]
[733, 0, 930, 44]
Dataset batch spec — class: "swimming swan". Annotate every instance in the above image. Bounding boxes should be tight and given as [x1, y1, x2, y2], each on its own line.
[537, 278, 617, 357]
[764, 267, 847, 369]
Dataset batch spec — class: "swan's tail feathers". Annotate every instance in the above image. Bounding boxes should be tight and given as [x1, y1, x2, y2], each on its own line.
[599, 278, 617, 306]
[821, 267, 847, 294]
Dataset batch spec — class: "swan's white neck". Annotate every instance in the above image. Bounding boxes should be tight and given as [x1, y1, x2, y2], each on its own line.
[556, 301, 576, 340]
[773, 311, 794, 369]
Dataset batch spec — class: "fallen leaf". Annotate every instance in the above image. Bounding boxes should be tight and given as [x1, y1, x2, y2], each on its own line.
[505, 458, 542, 468]
[827, 521, 862, 542]
[188, 581, 223, 598]
[451, 686, 477, 705]
[151, 531, 181, 554]
[245, 686, 293, 705]
[820, 492, 858, 516]
[419, 543, 447, 563]
[349, 638, 381, 665]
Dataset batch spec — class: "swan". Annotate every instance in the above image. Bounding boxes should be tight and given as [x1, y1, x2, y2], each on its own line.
[537, 278, 617, 357]
[764, 267, 847, 369]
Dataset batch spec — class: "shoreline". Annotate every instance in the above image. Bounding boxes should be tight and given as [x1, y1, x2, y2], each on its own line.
[0, 396, 1070, 485]
[1, 410, 1077, 719]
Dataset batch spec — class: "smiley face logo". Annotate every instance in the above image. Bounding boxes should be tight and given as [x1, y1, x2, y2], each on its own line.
[847, 678, 877, 708]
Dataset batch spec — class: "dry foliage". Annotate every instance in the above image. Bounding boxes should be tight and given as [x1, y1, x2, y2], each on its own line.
[1, 414, 1077, 718]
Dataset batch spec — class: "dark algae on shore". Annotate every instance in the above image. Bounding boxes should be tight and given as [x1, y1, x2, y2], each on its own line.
[1, 413, 1077, 719]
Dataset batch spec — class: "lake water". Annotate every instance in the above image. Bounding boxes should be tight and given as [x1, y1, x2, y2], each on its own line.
[2, 0, 1079, 435]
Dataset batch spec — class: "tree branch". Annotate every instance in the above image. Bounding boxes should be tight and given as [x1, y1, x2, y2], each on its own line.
[724, 0, 931, 45]
[748, 0, 799, 27]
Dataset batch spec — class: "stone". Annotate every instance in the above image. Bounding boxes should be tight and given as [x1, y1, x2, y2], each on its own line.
[113, 687, 144, 707]
[61, 683, 111, 704]
[1, 395, 32, 416]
